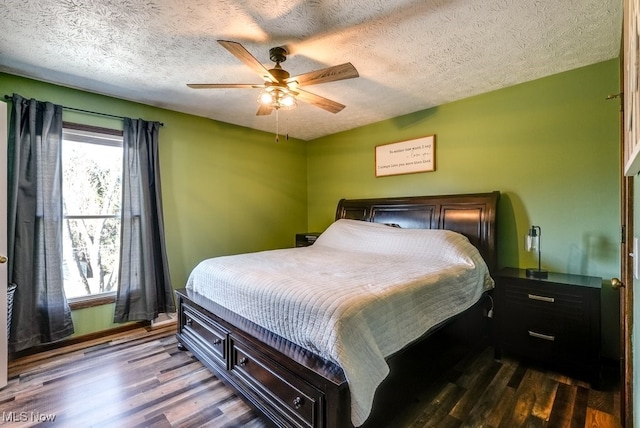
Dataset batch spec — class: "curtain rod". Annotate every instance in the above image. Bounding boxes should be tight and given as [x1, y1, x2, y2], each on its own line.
[3, 94, 164, 127]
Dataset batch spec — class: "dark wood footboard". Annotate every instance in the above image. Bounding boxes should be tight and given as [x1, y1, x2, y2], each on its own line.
[176, 287, 494, 428]
[175, 287, 351, 428]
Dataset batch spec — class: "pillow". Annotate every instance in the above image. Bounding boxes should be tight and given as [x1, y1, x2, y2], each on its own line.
[313, 219, 480, 263]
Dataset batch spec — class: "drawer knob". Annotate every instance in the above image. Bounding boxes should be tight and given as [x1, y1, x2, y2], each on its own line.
[293, 396, 304, 409]
[186, 318, 193, 326]
[239, 357, 249, 367]
[213, 338, 222, 345]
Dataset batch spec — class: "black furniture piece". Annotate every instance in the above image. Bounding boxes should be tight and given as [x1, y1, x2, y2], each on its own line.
[295, 232, 321, 247]
[176, 191, 500, 427]
[493, 267, 602, 386]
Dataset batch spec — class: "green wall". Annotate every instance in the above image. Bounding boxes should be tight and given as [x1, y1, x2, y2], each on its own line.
[0, 72, 308, 337]
[0, 60, 622, 357]
[307, 59, 621, 358]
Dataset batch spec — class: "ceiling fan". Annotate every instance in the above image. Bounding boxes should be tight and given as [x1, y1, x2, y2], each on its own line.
[187, 40, 359, 116]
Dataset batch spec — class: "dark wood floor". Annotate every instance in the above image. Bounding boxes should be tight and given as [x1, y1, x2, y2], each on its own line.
[0, 323, 621, 428]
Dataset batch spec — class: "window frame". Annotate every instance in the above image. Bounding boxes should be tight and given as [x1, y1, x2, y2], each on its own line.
[62, 122, 123, 310]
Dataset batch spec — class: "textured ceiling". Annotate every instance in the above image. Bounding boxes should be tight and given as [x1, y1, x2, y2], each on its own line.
[0, 0, 623, 141]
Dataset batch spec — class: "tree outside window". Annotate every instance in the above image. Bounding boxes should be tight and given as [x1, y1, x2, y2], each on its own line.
[62, 126, 122, 299]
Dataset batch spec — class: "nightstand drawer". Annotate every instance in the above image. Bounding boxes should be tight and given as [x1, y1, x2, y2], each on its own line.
[501, 312, 592, 358]
[502, 282, 591, 326]
[296, 233, 321, 247]
[494, 267, 601, 384]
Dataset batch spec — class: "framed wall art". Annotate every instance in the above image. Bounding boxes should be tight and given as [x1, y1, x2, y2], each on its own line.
[375, 135, 435, 177]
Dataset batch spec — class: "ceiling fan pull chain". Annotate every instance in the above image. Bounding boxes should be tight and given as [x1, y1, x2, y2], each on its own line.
[275, 109, 280, 143]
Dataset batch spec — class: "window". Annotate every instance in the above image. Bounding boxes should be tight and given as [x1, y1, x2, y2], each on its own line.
[62, 124, 123, 304]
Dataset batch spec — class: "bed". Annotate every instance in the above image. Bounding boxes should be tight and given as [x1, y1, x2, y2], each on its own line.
[175, 191, 499, 428]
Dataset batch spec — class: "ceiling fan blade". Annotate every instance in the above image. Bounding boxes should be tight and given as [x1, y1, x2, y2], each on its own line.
[218, 40, 278, 83]
[256, 105, 274, 116]
[187, 83, 263, 89]
[287, 63, 359, 87]
[295, 89, 345, 114]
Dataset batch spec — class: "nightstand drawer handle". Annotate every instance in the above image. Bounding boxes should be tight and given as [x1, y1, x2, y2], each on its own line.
[528, 293, 554, 303]
[528, 330, 555, 341]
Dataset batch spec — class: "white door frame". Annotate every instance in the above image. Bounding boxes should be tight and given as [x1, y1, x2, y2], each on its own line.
[0, 100, 8, 388]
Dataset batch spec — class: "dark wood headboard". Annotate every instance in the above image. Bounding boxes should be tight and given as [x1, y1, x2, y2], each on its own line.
[335, 191, 500, 272]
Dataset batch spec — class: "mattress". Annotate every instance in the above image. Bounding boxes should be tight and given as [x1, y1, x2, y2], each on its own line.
[186, 219, 494, 426]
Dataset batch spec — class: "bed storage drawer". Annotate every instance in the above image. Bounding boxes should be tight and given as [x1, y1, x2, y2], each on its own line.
[181, 303, 228, 369]
[176, 288, 349, 428]
[230, 335, 324, 428]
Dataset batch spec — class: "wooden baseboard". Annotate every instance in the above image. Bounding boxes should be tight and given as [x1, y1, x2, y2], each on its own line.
[9, 321, 151, 362]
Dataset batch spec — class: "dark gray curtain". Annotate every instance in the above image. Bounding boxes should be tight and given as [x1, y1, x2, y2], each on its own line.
[7, 94, 74, 352]
[114, 118, 174, 322]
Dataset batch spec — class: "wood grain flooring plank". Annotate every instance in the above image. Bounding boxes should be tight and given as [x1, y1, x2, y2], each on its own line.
[499, 389, 536, 428]
[409, 382, 466, 428]
[56, 364, 217, 423]
[522, 414, 546, 428]
[198, 419, 266, 428]
[530, 374, 559, 421]
[570, 386, 589, 428]
[114, 377, 234, 428]
[132, 412, 173, 428]
[585, 407, 622, 428]
[483, 384, 515, 428]
[449, 358, 502, 419]
[0, 326, 620, 428]
[9, 350, 86, 376]
[156, 358, 210, 384]
[15, 338, 167, 389]
[8, 346, 172, 412]
[63, 372, 221, 427]
[507, 364, 527, 389]
[437, 414, 463, 428]
[168, 397, 228, 428]
[547, 382, 577, 428]
[546, 370, 590, 389]
[454, 347, 495, 389]
[208, 397, 268, 427]
[589, 385, 615, 415]
[462, 356, 518, 427]
[498, 368, 546, 428]
[453, 346, 484, 376]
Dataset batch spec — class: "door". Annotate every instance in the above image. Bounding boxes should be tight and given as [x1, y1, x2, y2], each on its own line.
[0, 100, 8, 388]
[620, 0, 638, 423]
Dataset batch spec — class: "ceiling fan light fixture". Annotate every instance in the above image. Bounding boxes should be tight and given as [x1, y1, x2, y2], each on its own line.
[280, 92, 296, 108]
[259, 90, 274, 105]
[258, 86, 297, 110]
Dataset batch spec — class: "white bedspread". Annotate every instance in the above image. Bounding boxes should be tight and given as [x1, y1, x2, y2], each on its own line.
[186, 219, 494, 426]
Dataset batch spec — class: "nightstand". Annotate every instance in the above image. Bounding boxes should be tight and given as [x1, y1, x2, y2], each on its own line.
[295, 232, 321, 247]
[493, 267, 601, 386]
